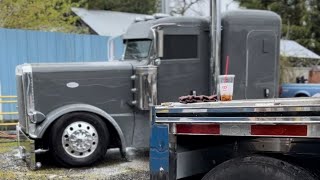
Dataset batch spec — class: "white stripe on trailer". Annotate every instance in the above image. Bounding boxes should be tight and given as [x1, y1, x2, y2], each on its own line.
[182, 109, 208, 113]
[307, 124, 320, 137]
[155, 116, 320, 124]
[220, 124, 251, 136]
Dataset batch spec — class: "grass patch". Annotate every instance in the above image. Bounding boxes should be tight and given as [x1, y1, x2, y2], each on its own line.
[0, 171, 17, 179]
[0, 139, 17, 153]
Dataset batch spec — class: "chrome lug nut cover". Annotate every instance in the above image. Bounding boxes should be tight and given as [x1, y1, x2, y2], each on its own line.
[62, 121, 98, 158]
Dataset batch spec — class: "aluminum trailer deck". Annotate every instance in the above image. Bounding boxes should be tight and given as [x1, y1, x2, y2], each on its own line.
[150, 97, 320, 179]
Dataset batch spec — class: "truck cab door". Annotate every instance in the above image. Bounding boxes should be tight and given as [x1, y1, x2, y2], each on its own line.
[246, 31, 278, 99]
[157, 27, 210, 103]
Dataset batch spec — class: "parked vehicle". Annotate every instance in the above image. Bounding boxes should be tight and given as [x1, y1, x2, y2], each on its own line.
[16, 0, 281, 169]
[280, 83, 320, 97]
[150, 98, 320, 180]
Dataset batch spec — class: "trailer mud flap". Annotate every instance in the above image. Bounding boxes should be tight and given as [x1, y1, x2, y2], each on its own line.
[16, 125, 37, 170]
[150, 124, 170, 180]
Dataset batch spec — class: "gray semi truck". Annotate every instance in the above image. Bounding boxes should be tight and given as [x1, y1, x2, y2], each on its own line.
[16, 3, 281, 169]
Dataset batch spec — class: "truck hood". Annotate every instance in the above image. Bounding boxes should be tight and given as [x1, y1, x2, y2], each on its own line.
[19, 60, 135, 117]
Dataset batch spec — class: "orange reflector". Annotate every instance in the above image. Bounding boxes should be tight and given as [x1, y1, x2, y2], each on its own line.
[176, 124, 220, 134]
[251, 125, 307, 136]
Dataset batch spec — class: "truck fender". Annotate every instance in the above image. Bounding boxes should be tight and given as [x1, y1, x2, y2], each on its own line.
[294, 90, 310, 97]
[35, 103, 127, 156]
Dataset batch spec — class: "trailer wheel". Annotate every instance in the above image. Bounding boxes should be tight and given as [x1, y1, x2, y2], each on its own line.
[202, 156, 316, 180]
[50, 112, 109, 167]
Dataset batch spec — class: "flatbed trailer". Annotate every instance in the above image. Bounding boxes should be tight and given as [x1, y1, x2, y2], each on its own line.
[150, 97, 320, 180]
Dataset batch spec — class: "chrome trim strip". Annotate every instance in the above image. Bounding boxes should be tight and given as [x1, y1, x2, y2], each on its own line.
[19, 64, 34, 133]
[110, 113, 134, 117]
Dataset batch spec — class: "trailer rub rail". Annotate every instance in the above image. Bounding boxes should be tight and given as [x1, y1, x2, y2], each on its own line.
[154, 98, 320, 138]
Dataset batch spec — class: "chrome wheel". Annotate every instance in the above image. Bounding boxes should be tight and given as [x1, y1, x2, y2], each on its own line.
[62, 121, 98, 158]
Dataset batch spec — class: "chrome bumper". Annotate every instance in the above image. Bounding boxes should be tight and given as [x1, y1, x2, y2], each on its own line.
[16, 125, 40, 170]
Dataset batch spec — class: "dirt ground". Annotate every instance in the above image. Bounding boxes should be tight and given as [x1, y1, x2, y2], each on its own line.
[0, 138, 149, 180]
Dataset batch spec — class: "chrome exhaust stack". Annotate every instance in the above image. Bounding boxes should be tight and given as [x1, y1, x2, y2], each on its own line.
[210, 0, 221, 94]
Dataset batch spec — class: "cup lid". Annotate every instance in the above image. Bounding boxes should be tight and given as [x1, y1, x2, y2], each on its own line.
[218, 74, 235, 77]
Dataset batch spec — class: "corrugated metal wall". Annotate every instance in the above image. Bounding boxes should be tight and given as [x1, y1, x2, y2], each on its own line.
[0, 28, 111, 121]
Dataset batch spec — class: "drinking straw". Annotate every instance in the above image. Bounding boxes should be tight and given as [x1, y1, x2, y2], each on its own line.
[225, 55, 229, 75]
[224, 56, 230, 83]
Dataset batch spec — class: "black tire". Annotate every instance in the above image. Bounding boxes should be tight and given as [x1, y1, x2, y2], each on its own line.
[295, 94, 308, 97]
[50, 112, 109, 167]
[202, 156, 316, 180]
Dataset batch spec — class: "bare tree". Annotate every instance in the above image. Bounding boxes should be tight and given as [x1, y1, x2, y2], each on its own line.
[170, 0, 204, 16]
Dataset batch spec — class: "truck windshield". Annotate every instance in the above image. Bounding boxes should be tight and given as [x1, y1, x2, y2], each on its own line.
[124, 40, 152, 60]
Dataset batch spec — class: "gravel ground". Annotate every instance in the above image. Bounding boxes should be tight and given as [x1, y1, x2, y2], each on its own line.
[0, 139, 149, 180]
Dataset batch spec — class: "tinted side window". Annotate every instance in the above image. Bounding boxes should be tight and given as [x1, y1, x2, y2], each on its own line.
[163, 35, 198, 59]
